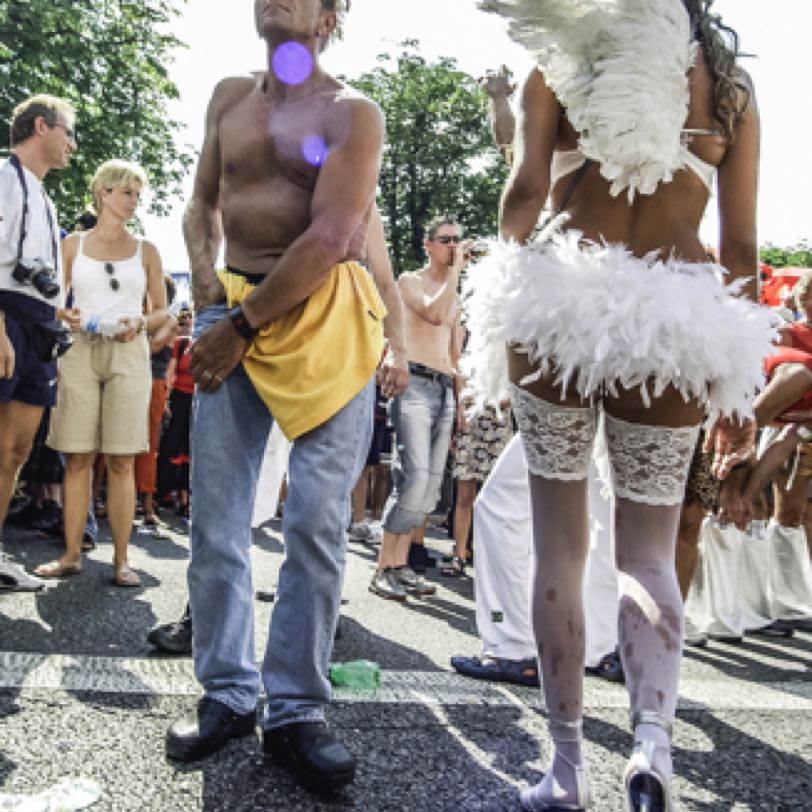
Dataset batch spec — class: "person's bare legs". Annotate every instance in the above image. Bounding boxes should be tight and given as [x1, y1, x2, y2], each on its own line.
[676, 500, 705, 600]
[143, 491, 156, 523]
[377, 529, 410, 570]
[351, 467, 370, 524]
[453, 479, 477, 562]
[772, 468, 810, 528]
[371, 463, 391, 520]
[754, 362, 812, 426]
[0, 402, 44, 528]
[92, 454, 107, 515]
[106, 453, 137, 572]
[60, 452, 95, 567]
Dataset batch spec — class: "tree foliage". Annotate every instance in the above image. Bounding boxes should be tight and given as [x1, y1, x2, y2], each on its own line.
[349, 43, 508, 274]
[0, 0, 192, 223]
[760, 243, 812, 269]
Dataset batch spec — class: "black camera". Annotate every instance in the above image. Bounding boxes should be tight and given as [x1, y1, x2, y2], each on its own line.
[12, 258, 60, 300]
[26, 319, 73, 362]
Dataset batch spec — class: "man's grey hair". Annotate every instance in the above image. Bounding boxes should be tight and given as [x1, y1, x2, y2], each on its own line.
[10, 94, 74, 146]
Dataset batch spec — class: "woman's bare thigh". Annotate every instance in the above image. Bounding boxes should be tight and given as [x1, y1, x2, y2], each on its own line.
[507, 345, 704, 426]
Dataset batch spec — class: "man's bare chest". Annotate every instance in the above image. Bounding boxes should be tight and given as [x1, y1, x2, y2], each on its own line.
[219, 97, 332, 190]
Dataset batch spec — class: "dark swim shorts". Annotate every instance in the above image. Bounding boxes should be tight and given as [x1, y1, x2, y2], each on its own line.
[0, 291, 58, 408]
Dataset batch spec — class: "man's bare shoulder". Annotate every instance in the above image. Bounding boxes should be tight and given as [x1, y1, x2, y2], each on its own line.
[329, 83, 383, 121]
[207, 73, 261, 115]
[397, 270, 424, 286]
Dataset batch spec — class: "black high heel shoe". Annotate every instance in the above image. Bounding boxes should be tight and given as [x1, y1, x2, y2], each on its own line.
[623, 711, 673, 812]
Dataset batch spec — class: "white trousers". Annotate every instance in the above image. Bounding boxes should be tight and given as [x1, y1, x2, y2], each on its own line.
[251, 422, 292, 528]
[686, 517, 812, 636]
[472, 434, 619, 668]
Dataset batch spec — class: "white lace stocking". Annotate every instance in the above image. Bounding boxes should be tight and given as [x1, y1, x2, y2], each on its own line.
[604, 413, 700, 505]
[510, 384, 598, 481]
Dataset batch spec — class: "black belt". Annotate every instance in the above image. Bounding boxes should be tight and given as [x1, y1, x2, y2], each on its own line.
[408, 362, 454, 388]
[226, 266, 268, 286]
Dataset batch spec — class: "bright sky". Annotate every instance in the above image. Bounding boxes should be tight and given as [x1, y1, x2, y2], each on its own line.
[143, 0, 812, 272]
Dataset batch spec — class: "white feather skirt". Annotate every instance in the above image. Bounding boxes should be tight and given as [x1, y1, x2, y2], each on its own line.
[461, 232, 779, 422]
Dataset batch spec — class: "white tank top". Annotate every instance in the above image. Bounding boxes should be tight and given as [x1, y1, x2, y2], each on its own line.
[71, 235, 146, 322]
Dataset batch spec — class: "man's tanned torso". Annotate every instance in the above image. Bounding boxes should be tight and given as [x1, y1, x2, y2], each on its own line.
[400, 271, 459, 376]
[211, 75, 370, 275]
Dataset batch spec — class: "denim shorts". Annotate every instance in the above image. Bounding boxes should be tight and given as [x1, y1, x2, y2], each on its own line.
[0, 291, 57, 407]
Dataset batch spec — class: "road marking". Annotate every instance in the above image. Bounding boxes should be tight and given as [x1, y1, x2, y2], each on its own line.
[0, 651, 810, 711]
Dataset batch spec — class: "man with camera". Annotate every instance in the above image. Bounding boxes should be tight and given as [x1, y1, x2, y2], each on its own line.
[0, 94, 79, 590]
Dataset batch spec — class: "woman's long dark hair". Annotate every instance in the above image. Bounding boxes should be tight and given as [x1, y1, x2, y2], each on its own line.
[683, 0, 750, 143]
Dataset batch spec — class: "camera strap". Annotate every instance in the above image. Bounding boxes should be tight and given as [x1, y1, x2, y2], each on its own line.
[7, 154, 58, 273]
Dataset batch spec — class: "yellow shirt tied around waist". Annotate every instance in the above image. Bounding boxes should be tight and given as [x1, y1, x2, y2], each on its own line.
[216, 262, 386, 440]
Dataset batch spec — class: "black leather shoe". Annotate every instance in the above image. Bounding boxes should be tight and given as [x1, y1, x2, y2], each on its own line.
[148, 606, 192, 655]
[263, 721, 355, 792]
[166, 697, 256, 762]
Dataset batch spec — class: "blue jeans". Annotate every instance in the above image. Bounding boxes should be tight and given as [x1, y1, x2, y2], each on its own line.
[187, 303, 374, 727]
[381, 374, 455, 534]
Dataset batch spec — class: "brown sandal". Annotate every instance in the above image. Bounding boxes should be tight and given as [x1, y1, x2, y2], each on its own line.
[34, 560, 82, 579]
[113, 564, 141, 588]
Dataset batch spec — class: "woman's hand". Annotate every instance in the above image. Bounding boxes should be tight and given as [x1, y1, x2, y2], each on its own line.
[149, 315, 178, 351]
[56, 307, 81, 333]
[704, 415, 757, 479]
[716, 465, 753, 530]
[114, 316, 145, 343]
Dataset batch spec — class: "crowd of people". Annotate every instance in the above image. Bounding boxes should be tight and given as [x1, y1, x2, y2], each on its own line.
[1, 1, 811, 810]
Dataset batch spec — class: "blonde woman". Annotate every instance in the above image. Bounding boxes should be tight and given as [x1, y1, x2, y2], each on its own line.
[36, 160, 168, 586]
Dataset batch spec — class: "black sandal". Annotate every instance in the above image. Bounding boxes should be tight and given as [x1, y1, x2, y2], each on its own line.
[440, 556, 466, 577]
[586, 648, 625, 683]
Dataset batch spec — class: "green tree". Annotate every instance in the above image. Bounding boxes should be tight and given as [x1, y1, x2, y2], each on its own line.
[0, 0, 192, 223]
[349, 42, 508, 274]
[760, 242, 812, 268]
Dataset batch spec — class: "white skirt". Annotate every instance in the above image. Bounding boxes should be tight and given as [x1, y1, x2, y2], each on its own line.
[462, 231, 779, 422]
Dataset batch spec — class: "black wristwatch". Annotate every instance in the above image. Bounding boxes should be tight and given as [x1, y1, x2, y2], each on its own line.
[227, 305, 259, 341]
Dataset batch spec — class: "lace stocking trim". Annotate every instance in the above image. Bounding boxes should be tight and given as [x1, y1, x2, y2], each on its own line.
[510, 384, 598, 481]
[604, 412, 700, 505]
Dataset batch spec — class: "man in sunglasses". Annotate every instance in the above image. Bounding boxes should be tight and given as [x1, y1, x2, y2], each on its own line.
[370, 213, 470, 601]
[0, 94, 79, 591]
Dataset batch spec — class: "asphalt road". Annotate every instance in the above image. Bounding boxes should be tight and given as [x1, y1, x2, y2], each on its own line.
[1, 513, 810, 811]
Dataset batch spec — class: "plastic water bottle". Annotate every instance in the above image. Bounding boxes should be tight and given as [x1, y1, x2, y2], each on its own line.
[80, 314, 120, 338]
[328, 660, 381, 690]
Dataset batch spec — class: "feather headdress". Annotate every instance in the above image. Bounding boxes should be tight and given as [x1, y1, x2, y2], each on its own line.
[479, 0, 697, 200]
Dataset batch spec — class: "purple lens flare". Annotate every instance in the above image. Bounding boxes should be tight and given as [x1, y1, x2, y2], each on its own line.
[272, 41, 313, 85]
[302, 135, 328, 167]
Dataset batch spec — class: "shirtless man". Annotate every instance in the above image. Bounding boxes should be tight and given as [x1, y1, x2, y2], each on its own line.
[370, 213, 469, 601]
[166, 1, 389, 793]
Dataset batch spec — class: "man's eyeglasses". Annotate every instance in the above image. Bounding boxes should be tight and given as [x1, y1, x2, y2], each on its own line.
[53, 123, 77, 142]
[105, 262, 120, 291]
[434, 235, 461, 245]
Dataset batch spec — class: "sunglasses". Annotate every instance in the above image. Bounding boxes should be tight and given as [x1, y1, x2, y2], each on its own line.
[104, 262, 120, 291]
[53, 123, 77, 142]
[434, 235, 461, 245]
